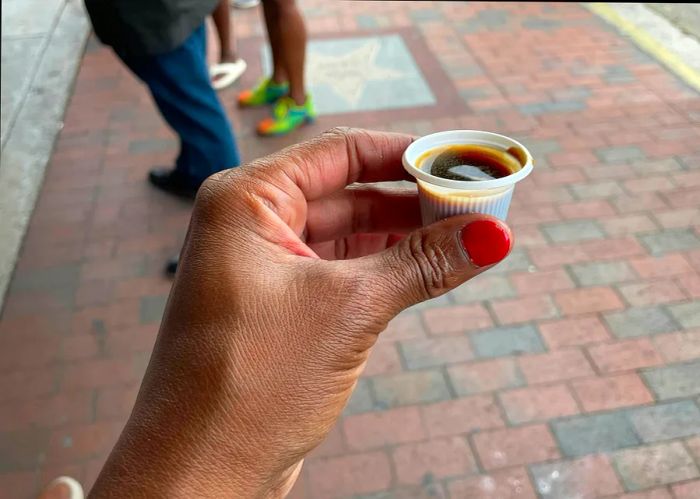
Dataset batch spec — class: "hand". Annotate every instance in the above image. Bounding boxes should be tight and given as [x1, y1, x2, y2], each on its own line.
[90, 128, 513, 498]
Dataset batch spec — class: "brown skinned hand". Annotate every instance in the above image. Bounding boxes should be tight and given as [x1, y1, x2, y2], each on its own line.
[90, 128, 513, 498]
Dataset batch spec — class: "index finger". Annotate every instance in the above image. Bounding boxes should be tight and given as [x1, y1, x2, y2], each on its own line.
[251, 127, 415, 201]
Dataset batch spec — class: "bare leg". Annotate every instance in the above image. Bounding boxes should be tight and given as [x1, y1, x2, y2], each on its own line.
[212, 0, 239, 62]
[264, 0, 307, 104]
[262, 0, 287, 84]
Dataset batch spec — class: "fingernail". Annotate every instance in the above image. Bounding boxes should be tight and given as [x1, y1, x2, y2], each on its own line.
[460, 219, 512, 268]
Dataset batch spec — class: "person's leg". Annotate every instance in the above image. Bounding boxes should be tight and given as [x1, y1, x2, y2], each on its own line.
[212, 0, 238, 63]
[210, 0, 247, 90]
[119, 24, 240, 189]
[262, 0, 287, 85]
[236, 2, 289, 108]
[254, 0, 312, 136]
[264, 0, 306, 104]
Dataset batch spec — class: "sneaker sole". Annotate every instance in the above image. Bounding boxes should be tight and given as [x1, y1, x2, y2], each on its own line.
[238, 100, 277, 108]
[257, 115, 316, 137]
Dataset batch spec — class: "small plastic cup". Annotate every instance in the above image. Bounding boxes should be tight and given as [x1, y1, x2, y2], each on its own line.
[402, 130, 533, 224]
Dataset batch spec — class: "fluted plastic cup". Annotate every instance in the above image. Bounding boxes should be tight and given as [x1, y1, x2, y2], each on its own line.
[402, 130, 533, 224]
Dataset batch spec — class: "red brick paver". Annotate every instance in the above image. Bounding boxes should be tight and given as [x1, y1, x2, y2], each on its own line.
[472, 424, 560, 470]
[391, 436, 477, 486]
[498, 383, 579, 424]
[2, 1, 700, 497]
[538, 315, 612, 349]
[447, 466, 537, 498]
[518, 348, 595, 384]
[571, 373, 654, 412]
[587, 338, 664, 373]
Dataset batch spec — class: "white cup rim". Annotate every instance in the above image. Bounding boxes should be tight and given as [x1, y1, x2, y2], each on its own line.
[402, 130, 534, 190]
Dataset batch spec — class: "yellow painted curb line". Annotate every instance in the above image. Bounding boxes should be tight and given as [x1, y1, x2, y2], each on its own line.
[588, 3, 700, 93]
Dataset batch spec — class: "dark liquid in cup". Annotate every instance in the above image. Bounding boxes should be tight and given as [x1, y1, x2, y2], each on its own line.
[418, 144, 525, 181]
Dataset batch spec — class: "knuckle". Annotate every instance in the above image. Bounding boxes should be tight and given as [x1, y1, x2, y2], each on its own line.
[194, 176, 222, 208]
[323, 126, 354, 139]
[194, 169, 253, 222]
[320, 127, 366, 154]
[324, 265, 389, 337]
[197, 168, 245, 203]
[403, 230, 455, 299]
[193, 179, 224, 220]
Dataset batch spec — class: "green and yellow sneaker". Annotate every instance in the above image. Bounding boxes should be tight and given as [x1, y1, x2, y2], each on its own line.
[257, 96, 316, 136]
[237, 78, 289, 107]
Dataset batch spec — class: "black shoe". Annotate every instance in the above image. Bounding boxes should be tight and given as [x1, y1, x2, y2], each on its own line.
[165, 255, 179, 276]
[148, 168, 199, 199]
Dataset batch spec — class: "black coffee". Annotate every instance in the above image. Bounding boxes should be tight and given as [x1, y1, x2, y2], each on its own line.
[418, 144, 524, 181]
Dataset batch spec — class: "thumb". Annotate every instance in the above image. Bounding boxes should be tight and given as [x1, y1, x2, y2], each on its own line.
[354, 215, 513, 314]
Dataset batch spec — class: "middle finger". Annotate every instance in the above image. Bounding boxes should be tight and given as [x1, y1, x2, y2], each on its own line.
[305, 185, 421, 244]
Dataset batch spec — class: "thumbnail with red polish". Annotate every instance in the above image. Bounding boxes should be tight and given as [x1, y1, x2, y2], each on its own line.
[460, 220, 512, 268]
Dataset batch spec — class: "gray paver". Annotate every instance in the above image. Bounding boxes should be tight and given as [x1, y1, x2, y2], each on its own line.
[643, 361, 700, 400]
[9, 264, 80, 292]
[613, 442, 699, 491]
[569, 261, 636, 286]
[450, 274, 515, 303]
[488, 249, 533, 275]
[372, 370, 451, 409]
[344, 378, 374, 415]
[552, 412, 640, 457]
[570, 181, 625, 199]
[604, 306, 679, 338]
[627, 401, 700, 443]
[666, 302, 700, 328]
[638, 229, 700, 256]
[400, 336, 474, 370]
[596, 146, 646, 163]
[542, 220, 605, 243]
[140, 295, 168, 324]
[448, 359, 524, 396]
[471, 325, 546, 358]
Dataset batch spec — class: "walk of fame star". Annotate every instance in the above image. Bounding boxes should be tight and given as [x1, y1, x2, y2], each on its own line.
[261, 34, 435, 115]
[306, 39, 405, 106]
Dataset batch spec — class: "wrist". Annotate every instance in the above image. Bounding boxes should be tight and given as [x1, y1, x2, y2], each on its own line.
[90, 412, 299, 498]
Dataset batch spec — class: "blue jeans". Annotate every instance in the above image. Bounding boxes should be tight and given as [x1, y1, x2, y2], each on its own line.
[117, 24, 240, 186]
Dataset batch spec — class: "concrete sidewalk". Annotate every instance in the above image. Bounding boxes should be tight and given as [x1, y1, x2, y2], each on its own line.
[0, 0, 89, 310]
[1, 2, 699, 498]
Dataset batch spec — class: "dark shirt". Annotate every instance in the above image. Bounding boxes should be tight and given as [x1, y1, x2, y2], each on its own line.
[84, 0, 218, 57]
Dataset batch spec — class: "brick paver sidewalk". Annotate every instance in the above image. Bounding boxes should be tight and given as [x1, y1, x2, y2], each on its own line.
[2, 2, 700, 498]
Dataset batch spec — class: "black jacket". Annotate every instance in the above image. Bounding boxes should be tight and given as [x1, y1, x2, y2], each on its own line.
[84, 0, 218, 57]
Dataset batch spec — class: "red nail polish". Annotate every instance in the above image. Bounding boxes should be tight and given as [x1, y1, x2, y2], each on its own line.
[460, 220, 512, 268]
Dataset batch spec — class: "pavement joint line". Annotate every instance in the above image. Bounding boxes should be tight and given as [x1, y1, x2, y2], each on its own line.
[688, 435, 700, 471]
[608, 452, 631, 496]
[465, 432, 486, 474]
[587, 3, 700, 93]
[681, 436, 700, 470]
[564, 379, 586, 416]
[440, 364, 459, 400]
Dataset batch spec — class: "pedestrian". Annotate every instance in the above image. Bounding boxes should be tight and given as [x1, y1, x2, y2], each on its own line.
[209, 0, 247, 90]
[84, 0, 241, 199]
[238, 0, 315, 136]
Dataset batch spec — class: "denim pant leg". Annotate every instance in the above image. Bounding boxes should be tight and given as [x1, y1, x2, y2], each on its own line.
[116, 24, 240, 185]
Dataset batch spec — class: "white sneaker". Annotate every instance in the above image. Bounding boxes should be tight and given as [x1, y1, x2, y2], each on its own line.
[210, 58, 248, 90]
[232, 0, 260, 9]
[38, 477, 84, 499]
